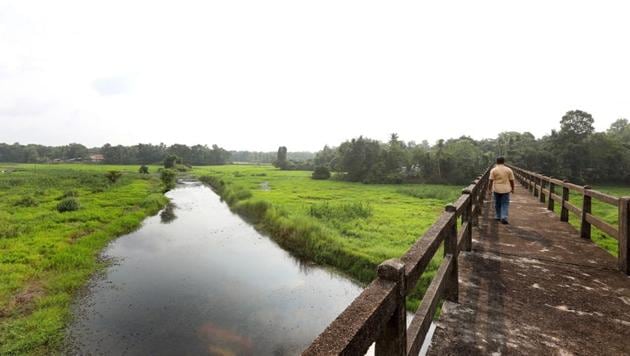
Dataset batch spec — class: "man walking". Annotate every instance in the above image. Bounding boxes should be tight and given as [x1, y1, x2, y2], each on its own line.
[489, 157, 515, 224]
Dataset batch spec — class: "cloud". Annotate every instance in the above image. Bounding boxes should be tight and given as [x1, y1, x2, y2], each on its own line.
[92, 76, 131, 96]
[0, 97, 50, 117]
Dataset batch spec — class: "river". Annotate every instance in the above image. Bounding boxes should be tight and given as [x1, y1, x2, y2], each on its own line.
[66, 181, 434, 355]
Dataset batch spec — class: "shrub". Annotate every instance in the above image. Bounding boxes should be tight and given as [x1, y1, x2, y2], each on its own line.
[14, 195, 38, 207]
[312, 166, 331, 180]
[199, 175, 225, 192]
[164, 154, 179, 169]
[105, 170, 122, 183]
[224, 187, 252, 204]
[57, 197, 80, 212]
[139, 165, 149, 174]
[234, 199, 271, 221]
[160, 169, 177, 191]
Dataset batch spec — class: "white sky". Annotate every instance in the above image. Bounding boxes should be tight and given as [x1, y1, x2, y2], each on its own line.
[1, 1, 629, 151]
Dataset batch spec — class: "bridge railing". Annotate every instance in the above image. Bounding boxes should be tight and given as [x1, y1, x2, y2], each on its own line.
[508, 165, 630, 275]
[303, 167, 492, 356]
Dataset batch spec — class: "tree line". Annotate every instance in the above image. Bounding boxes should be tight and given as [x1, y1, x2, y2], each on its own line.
[0, 142, 231, 165]
[312, 111, 630, 185]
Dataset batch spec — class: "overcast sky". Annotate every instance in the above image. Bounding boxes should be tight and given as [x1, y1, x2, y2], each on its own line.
[1, 1, 629, 151]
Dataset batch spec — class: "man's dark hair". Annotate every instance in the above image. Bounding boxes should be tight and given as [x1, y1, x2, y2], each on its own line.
[496, 156, 505, 164]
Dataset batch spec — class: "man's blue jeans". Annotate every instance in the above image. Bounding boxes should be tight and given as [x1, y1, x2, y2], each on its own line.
[494, 192, 510, 220]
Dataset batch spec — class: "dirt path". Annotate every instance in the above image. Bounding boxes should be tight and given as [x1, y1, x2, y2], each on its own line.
[427, 185, 630, 355]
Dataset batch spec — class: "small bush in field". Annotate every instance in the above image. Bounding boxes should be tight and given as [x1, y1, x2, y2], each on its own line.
[56, 197, 80, 212]
[139, 165, 149, 174]
[105, 170, 122, 183]
[311, 166, 331, 180]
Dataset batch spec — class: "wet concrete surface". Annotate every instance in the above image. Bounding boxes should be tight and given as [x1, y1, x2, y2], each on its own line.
[428, 186, 630, 355]
[65, 182, 365, 356]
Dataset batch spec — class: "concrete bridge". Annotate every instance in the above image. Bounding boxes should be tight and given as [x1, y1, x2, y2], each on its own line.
[304, 165, 630, 355]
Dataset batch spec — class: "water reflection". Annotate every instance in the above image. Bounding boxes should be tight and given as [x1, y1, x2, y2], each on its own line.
[159, 202, 177, 224]
[66, 182, 366, 355]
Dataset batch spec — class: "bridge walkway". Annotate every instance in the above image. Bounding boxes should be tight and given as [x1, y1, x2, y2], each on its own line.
[427, 185, 630, 355]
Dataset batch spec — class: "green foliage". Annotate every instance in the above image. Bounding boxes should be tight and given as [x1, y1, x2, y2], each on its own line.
[104, 170, 122, 183]
[273, 146, 289, 169]
[160, 169, 177, 191]
[0, 223, 25, 239]
[0, 163, 167, 354]
[56, 197, 80, 212]
[163, 154, 179, 169]
[560, 110, 594, 139]
[14, 195, 38, 207]
[308, 202, 372, 220]
[312, 111, 630, 185]
[311, 166, 331, 180]
[139, 165, 149, 174]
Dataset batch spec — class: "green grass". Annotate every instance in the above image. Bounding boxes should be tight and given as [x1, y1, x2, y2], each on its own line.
[0, 163, 168, 355]
[193, 165, 462, 310]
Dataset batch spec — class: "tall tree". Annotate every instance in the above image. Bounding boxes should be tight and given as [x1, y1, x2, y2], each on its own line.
[274, 146, 289, 169]
[559, 110, 595, 140]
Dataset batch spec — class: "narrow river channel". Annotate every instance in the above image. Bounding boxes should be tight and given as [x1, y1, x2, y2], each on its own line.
[66, 181, 366, 355]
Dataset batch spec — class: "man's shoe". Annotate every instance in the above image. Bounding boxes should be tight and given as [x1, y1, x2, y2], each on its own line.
[501, 219, 509, 225]
[494, 217, 501, 221]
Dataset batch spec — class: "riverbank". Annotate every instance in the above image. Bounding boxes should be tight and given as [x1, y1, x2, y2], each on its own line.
[194, 165, 462, 309]
[0, 164, 168, 355]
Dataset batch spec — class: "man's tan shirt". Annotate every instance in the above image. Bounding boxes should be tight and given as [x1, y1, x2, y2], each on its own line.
[490, 164, 515, 194]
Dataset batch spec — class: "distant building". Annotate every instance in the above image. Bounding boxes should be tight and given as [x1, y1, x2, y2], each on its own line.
[89, 154, 105, 163]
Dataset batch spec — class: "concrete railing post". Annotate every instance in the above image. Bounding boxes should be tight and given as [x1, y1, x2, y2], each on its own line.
[561, 180, 570, 222]
[470, 180, 480, 227]
[444, 204, 458, 303]
[462, 189, 473, 251]
[581, 186, 592, 239]
[547, 178, 556, 211]
[619, 197, 630, 275]
[376, 259, 407, 356]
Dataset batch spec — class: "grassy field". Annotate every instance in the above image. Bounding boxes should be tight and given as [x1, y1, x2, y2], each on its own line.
[0, 163, 167, 355]
[193, 165, 463, 309]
